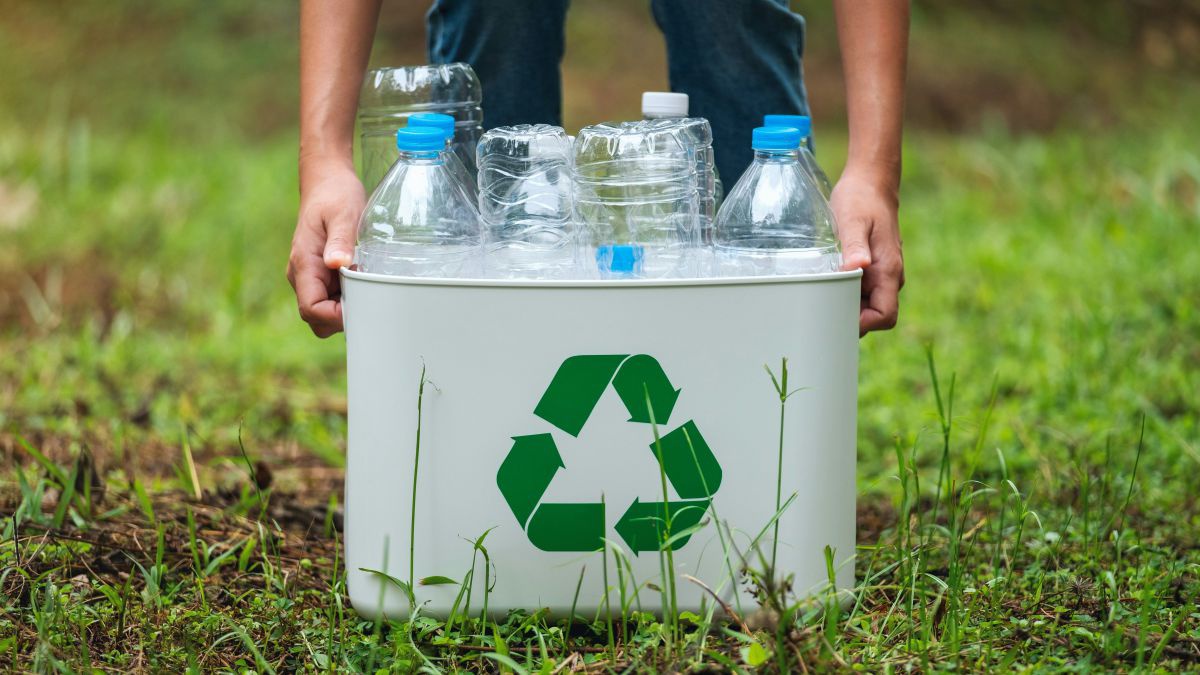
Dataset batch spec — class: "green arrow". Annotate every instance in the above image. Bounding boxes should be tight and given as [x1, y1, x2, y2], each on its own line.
[614, 498, 710, 554]
[526, 502, 605, 552]
[612, 354, 681, 424]
[496, 434, 564, 527]
[534, 355, 628, 437]
[651, 420, 723, 499]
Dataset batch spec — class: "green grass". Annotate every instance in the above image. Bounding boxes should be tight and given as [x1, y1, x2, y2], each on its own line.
[3, 1, 1200, 672]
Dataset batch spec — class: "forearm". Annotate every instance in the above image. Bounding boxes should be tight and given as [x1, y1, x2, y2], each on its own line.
[832, 0, 909, 193]
[299, 0, 382, 187]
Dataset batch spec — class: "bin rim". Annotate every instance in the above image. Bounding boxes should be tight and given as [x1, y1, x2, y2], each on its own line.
[340, 267, 862, 288]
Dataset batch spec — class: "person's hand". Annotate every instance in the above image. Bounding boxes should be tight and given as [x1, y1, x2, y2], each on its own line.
[287, 159, 366, 337]
[830, 168, 904, 336]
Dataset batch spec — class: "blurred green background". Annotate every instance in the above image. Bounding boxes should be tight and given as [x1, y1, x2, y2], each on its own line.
[1, 0, 1198, 499]
[3, 1, 1200, 670]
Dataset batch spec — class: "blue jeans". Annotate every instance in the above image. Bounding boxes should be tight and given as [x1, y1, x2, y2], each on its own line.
[426, 0, 811, 184]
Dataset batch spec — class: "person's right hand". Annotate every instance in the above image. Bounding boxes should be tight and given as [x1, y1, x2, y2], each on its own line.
[287, 159, 366, 337]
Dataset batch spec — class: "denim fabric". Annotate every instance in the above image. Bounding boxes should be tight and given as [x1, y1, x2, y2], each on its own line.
[426, 0, 810, 183]
[426, 0, 571, 129]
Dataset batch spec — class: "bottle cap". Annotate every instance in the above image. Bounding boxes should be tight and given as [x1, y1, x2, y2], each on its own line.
[752, 126, 802, 151]
[763, 114, 811, 138]
[395, 127, 445, 152]
[408, 112, 456, 140]
[642, 92, 689, 118]
[597, 244, 645, 275]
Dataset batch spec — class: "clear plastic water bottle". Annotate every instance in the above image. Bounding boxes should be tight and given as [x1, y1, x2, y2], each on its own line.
[355, 127, 482, 277]
[713, 126, 840, 276]
[573, 120, 699, 279]
[476, 125, 575, 279]
[642, 92, 723, 241]
[763, 114, 832, 199]
[358, 64, 484, 190]
[407, 112, 478, 203]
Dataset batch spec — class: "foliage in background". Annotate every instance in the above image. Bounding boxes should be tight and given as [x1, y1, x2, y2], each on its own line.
[2, 0, 1199, 671]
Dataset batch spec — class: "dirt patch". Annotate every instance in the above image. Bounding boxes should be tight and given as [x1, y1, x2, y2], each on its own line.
[5, 428, 904, 558]
[2, 429, 347, 512]
[0, 261, 120, 334]
[857, 498, 897, 544]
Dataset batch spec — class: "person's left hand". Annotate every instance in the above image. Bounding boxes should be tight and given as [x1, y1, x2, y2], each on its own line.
[830, 168, 904, 336]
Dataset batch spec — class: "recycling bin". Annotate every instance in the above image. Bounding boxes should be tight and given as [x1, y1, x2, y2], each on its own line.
[341, 269, 862, 619]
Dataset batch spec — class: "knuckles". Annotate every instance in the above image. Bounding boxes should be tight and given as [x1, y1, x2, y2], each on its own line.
[286, 253, 305, 286]
[297, 303, 316, 323]
[295, 294, 342, 337]
[864, 309, 899, 333]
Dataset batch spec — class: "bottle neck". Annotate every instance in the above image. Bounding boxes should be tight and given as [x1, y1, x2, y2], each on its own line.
[754, 148, 801, 162]
[398, 149, 443, 163]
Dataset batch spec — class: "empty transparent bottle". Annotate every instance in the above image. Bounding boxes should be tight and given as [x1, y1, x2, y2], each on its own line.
[355, 127, 482, 277]
[357, 64, 484, 190]
[763, 114, 832, 199]
[713, 126, 840, 276]
[408, 112, 477, 203]
[476, 125, 575, 279]
[573, 120, 699, 279]
[642, 92, 723, 242]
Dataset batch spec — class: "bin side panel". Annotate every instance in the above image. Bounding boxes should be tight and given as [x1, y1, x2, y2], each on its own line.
[343, 275, 860, 618]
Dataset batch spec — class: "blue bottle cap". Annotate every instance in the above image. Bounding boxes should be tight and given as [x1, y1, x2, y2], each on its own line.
[763, 114, 812, 138]
[395, 127, 445, 152]
[408, 112, 456, 140]
[597, 244, 644, 275]
[752, 126, 802, 151]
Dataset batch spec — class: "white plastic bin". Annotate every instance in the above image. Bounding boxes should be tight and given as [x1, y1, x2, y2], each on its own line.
[341, 269, 861, 619]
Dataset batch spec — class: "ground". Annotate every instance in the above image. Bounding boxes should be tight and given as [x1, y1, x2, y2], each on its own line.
[2, 1, 1200, 672]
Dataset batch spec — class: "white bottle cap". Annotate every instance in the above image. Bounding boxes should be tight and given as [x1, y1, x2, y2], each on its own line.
[642, 91, 689, 118]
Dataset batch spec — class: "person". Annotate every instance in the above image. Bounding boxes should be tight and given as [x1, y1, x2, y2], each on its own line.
[288, 0, 907, 338]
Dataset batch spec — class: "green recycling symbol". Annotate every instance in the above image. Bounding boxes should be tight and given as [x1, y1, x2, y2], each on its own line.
[496, 354, 723, 553]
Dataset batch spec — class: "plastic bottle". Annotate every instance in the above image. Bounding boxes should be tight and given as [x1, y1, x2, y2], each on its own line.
[357, 64, 484, 190]
[642, 92, 723, 241]
[476, 125, 575, 279]
[407, 112, 478, 203]
[713, 126, 840, 276]
[573, 120, 699, 279]
[763, 114, 832, 199]
[355, 127, 482, 277]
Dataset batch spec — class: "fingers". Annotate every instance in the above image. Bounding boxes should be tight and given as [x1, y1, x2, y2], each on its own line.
[837, 217, 873, 272]
[289, 165, 363, 336]
[858, 257, 902, 336]
[289, 220, 344, 337]
[323, 202, 360, 270]
[293, 257, 343, 337]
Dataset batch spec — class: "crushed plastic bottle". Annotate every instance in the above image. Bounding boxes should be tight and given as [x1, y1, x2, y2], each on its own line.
[476, 125, 575, 279]
[355, 127, 482, 277]
[358, 64, 483, 190]
[642, 92, 723, 241]
[713, 126, 840, 276]
[573, 120, 699, 279]
[763, 114, 832, 199]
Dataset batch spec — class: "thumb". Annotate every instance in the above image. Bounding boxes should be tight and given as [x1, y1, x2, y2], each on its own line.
[323, 207, 359, 270]
[838, 218, 873, 272]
